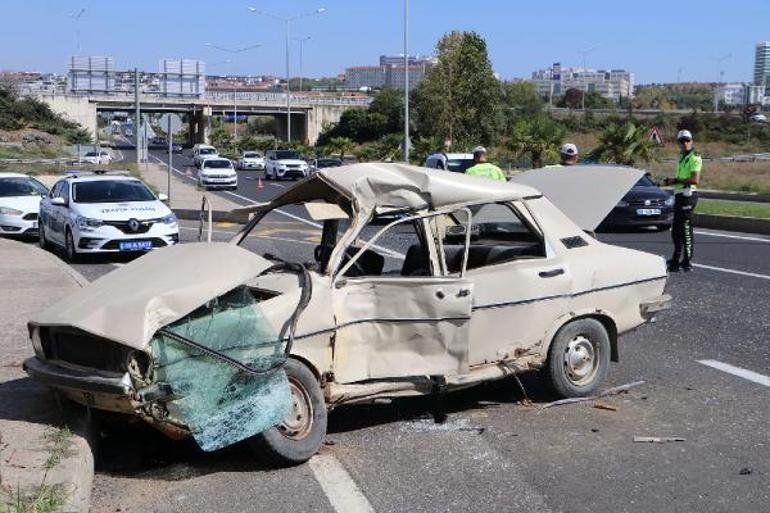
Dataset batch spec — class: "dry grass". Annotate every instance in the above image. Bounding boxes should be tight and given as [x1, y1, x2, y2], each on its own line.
[646, 160, 770, 194]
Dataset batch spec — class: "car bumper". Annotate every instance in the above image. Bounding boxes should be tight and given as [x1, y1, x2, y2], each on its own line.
[23, 356, 137, 414]
[276, 169, 307, 179]
[640, 293, 672, 321]
[0, 215, 38, 236]
[74, 226, 179, 253]
[200, 178, 238, 188]
[240, 162, 264, 169]
[601, 207, 674, 228]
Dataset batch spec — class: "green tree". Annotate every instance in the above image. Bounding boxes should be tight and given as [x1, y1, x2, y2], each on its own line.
[325, 136, 355, 161]
[210, 127, 232, 149]
[502, 82, 544, 118]
[508, 114, 565, 168]
[413, 31, 502, 149]
[369, 88, 404, 133]
[66, 127, 93, 144]
[589, 122, 659, 165]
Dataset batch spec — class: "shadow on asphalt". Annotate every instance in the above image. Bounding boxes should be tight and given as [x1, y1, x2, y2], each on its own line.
[93, 371, 555, 480]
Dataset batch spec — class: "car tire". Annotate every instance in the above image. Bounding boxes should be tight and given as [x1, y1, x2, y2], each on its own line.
[64, 228, 80, 263]
[545, 318, 610, 398]
[249, 359, 327, 467]
[39, 224, 51, 251]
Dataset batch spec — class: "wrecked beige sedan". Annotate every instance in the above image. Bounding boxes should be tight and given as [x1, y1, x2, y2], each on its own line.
[24, 163, 671, 465]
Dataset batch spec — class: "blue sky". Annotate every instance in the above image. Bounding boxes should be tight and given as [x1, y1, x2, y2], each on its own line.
[2, 0, 768, 84]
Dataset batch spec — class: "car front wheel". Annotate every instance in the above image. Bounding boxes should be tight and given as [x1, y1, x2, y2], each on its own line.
[545, 318, 610, 398]
[64, 228, 80, 263]
[250, 359, 327, 466]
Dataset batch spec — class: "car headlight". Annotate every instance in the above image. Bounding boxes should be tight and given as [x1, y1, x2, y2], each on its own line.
[75, 216, 103, 229]
[0, 207, 23, 216]
[616, 200, 629, 208]
[664, 196, 675, 206]
[160, 213, 177, 225]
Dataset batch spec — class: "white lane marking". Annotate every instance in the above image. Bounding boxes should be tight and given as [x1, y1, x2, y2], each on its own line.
[697, 359, 770, 387]
[178, 226, 317, 246]
[309, 454, 375, 513]
[692, 263, 770, 281]
[694, 229, 770, 243]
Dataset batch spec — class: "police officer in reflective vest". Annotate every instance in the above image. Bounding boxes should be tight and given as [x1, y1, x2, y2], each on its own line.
[465, 146, 507, 181]
[663, 130, 702, 272]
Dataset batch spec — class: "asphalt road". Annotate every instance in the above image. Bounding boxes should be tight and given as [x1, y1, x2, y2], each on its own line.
[47, 150, 770, 513]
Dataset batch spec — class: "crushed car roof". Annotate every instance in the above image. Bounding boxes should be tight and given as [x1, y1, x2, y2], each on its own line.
[316, 163, 541, 212]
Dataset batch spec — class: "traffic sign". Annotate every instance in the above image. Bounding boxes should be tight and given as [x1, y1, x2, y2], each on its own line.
[648, 127, 665, 145]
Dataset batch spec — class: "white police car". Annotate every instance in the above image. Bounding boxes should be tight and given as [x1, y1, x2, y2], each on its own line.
[39, 171, 179, 261]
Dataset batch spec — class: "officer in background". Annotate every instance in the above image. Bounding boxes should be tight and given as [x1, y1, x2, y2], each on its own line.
[465, 146, 507, 181]
[559, 143, 579, 166]
[663, 129, 702, 272]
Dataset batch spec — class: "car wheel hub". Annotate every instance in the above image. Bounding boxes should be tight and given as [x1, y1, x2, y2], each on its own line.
[564, 335, 597, 385]
[277, 378, 313, 440]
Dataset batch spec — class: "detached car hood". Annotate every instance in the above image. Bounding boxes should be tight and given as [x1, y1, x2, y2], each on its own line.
[511, 165, 644, 231]
[30, 242, 272, 350]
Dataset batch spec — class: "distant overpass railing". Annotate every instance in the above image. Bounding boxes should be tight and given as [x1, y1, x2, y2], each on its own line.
[20, 86, 372, 107]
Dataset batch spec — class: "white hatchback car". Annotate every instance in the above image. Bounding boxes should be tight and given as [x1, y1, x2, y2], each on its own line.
[237, 151, 265, 170]
[0, 173, 49, 237]
[82, 150, 113, 165]
[38, 171, 178, 261]
[198, 158, 238, 190]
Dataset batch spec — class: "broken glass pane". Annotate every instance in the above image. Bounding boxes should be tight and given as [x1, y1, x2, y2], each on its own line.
[150, 286, 291, 452]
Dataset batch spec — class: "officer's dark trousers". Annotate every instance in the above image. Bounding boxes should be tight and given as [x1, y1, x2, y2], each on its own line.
[671, 192, 698, 265]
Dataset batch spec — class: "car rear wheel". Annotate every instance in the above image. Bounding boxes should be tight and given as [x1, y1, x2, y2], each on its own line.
[250, 359, 327, 466]
[545, 318, 610, 398]
[64, 228, 80, 263]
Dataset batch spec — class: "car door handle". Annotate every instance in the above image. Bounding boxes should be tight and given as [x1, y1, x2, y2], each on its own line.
[539, 268, 565, 278]
[457, 288, 471, 298]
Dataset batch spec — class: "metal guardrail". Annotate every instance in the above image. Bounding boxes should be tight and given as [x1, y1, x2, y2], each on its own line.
[21, 87, 372, 107]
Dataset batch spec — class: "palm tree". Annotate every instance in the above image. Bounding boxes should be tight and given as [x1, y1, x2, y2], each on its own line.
[508, 115, 565, 168]
[589, 122, 659, 166]
[325, 136, 355, 161]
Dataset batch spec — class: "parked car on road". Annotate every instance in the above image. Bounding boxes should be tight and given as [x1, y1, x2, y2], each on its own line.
[82, 150, 113, 165]
[192, 144, 219, 167]
[38, 171, 178, 261]
[24, 163, 670, 466]
[237, 151, 265, 170]
[749, 113, 768, 124]
[265, 149, 309, 180]
[599, 172, 674, 231]
[308, 157, 342, 175]
[424, 152, 476, 173]
[0, 173, 48, 238]
[198, 157, 238, 190]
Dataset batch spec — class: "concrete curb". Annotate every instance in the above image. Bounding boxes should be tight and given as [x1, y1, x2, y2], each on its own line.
[173, 208, 241, 224]
[694, 213, 770, 236]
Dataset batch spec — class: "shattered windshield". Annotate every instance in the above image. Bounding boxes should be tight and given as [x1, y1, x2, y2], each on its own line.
[150, 286, 291, 452]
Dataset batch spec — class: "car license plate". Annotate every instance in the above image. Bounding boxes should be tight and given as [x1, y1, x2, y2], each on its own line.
[636, 208, 661, 216]
[119, 240, 152, 251]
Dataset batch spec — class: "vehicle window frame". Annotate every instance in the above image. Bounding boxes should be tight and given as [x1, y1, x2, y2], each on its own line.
[333, 207, 473, 282]
[433, 201, 547, 274]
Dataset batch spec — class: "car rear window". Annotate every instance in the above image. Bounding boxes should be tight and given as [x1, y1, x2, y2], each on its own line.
[73, 180, 156, 203]
[0, 177, 48, 197]
[200, 148, 217, 155]
[204, 160, 233, 169]
[446, 159, 475, 173]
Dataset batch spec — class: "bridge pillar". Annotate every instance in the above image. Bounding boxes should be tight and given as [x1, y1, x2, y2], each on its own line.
[189, 110, 211, 145]
[274, 113, 307, 144]
[306, 104, 353, 146]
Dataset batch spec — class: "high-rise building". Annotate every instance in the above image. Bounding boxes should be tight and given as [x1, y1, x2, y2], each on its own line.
[754, 41, 770, 86]
[345, 55, 436, 90]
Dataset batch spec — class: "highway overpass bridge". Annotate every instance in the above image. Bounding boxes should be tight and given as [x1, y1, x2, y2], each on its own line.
[31, 92, 371, 145]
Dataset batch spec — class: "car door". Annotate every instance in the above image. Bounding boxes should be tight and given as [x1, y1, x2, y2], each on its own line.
[331, 210, 474, 384]
[45, 181, 67, 245]
[428, 202, 572, 366]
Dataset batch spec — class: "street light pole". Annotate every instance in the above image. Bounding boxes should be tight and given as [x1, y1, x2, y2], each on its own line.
[403, 0, 410, 163]
[295, 36, 312, 93]
[248, 7, 326, 144]
[577, 47, 597, 111]
[204, 43, 262, 140]
[712, 53, 732, 113]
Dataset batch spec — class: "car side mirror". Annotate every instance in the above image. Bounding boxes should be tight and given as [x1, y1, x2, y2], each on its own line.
[51, 197, 67, 207]
[157, 193, 169, 203]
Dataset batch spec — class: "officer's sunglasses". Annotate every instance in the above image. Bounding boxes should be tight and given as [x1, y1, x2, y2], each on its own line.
[677, 138, 692, 143]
